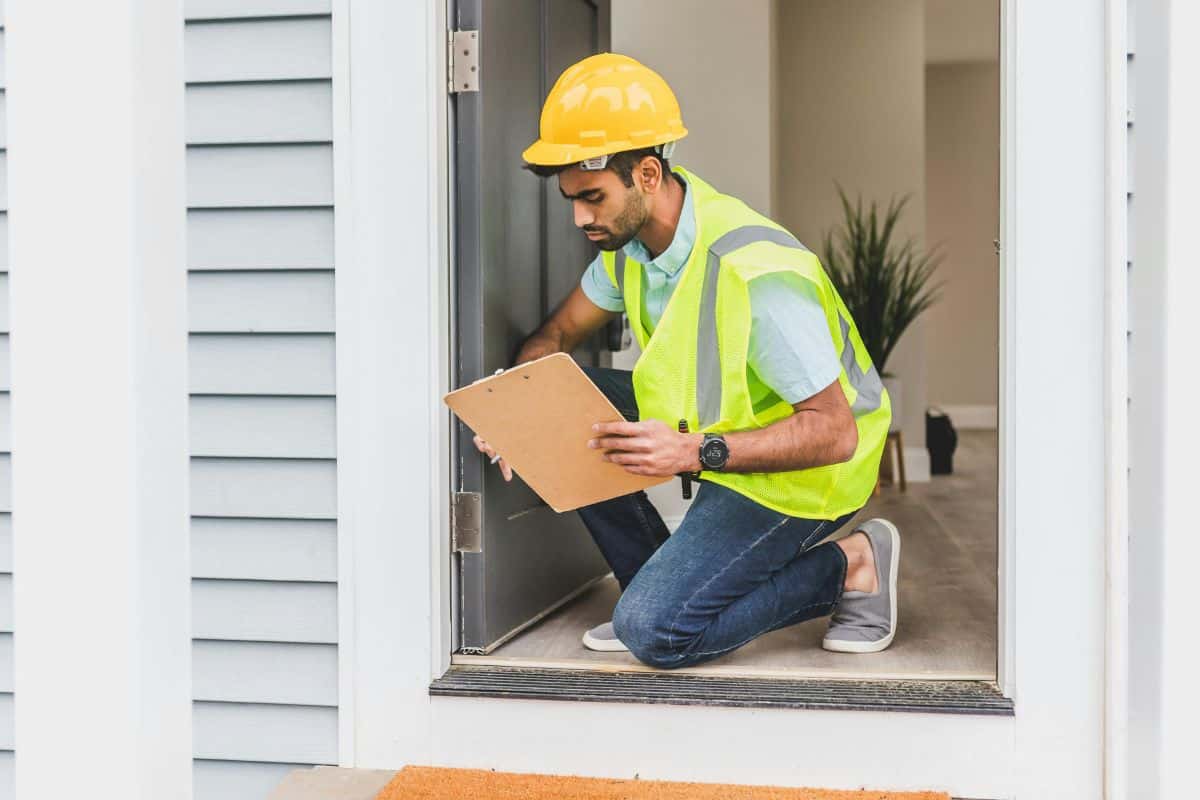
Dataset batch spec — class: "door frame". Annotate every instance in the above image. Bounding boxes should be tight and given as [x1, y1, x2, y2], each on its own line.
[333, 0, 1124, 794]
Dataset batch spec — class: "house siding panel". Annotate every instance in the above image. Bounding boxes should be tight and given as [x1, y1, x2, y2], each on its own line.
[192, 579, 337, 643]
[192, 517, 337, 582]
[0, 517, 9, 574]
[187, 143, 332, 208]
[0, 635, 11, 693]
[185, 6, 337, 798]
[188, 208, 333, 270]
[185, 0, 331, 19]
[193, 759, 305, 800]
[0, 335, 9, 391]
[193, 702, 338, 763]
[193, 641, 338, 705]
[185, 17, 331, 83]
[190, 458, 337, 519]
[187, 81, 332, 144]
[0, 17, 10, 796]
[189, 334, 335, 395]
[188, 270, 334, 332]
[190, 396, 336, 459]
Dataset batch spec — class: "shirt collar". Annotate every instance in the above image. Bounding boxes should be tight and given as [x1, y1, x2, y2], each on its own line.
[621, 172, 695, 277]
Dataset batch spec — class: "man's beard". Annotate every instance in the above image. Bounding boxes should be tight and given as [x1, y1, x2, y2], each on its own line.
[585, 188, 648, 251]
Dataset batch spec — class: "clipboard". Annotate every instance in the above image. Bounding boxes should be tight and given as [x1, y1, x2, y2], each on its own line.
[443, 352, 672, 512]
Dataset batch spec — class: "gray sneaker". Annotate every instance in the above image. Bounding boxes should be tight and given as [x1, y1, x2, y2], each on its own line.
[822, 518, 901, 653]
[582, 620, 629, 652]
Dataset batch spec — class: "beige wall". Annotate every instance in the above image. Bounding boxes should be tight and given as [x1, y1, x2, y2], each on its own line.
[610, 0, 775, 215]
[924, 61, 1000, 409]
[925, 0, 999, 64]
[775, 0, 929, 450]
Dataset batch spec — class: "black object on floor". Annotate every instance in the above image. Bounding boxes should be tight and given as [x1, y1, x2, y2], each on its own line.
[926, 408, 958, 475]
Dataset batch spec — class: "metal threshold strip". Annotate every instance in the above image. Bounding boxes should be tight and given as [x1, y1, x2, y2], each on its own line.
[430, 665, 1014, 716]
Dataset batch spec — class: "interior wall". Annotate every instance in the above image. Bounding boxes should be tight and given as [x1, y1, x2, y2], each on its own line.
[610, 0, 775, 215]
[924, 61, 1000, 411]
[775, 0, 929, 456]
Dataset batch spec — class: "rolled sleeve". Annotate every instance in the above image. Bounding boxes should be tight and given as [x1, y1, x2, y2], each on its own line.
[580, 253, 626, 312]
[746, 272, 843, 404]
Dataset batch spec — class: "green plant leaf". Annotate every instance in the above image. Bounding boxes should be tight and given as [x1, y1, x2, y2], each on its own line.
[820, 184, 944, 375]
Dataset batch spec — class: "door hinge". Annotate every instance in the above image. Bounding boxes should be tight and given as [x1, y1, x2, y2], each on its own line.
[451, 492, 482, 553]
[448, 30, 479, 94]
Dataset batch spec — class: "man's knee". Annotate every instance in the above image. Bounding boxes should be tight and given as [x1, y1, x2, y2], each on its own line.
[611, 590, 693, 669]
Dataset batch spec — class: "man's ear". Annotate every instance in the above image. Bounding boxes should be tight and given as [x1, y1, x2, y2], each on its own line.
[637, 155, 664, 194]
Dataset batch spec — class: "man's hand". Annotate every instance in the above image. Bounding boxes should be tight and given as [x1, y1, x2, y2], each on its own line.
[473, 435, 513, 482]
[588, 420, 702, 477]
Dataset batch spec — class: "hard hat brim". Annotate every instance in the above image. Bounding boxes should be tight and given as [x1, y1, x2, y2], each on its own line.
[521, 129, 688, 167]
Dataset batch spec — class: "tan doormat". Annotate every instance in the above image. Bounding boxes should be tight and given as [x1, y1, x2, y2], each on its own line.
[375, 766, 950, 800]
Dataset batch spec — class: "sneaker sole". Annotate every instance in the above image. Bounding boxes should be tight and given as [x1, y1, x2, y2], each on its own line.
[822, 518, 901, 654]
[581, 631, 630, 653]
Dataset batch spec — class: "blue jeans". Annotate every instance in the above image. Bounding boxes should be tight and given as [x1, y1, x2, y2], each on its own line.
[578, 366, 858, 669]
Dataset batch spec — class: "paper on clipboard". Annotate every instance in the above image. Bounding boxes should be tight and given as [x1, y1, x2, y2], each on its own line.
[443, 352, 672, 512]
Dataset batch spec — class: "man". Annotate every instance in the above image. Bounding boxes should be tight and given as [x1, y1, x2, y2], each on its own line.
[473, 53, 900, 669]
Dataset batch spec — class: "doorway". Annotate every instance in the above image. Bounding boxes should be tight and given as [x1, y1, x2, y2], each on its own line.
[448, 0, 1001, 682]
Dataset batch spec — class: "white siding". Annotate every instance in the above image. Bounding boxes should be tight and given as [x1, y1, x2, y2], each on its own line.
[193, 641, 338, 705]
[187, 82, 332, 144]
[194, 759, 304, 800]
[189, 334, 335, 395]
[190, 397, 336, 458]
[0, 13, 11, 796]
[191, 518, 337, 581]
[193, 702, 337, 763]
[189, 271, 334, 332]
[187, 143, 333, 207]
[185, 0, 331, 19]
[185, 18, 332, 83]
[188, 208, 334, 270]
[185, 5, 336, 797]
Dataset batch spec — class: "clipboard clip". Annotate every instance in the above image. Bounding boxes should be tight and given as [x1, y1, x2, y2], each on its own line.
[470, 367, 506, 386]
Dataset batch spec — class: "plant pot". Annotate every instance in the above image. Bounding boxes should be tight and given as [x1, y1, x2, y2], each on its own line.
[881, 375, 903, 433]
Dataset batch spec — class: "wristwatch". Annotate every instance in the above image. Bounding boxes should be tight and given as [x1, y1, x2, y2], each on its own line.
[699, 434, 730, 471]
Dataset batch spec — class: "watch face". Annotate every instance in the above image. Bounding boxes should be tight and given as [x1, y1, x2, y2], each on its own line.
[701, 437, 729, 468]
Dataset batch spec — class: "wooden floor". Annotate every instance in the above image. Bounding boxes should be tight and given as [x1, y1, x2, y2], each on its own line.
[455, 431, 998, 681]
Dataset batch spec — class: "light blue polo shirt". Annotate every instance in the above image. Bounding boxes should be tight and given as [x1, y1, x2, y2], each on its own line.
[580, 173, 842, 406]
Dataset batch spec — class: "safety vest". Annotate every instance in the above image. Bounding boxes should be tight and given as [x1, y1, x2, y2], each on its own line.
[601, 166, 891, 519]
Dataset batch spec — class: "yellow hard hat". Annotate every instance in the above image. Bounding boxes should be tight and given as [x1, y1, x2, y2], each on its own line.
[522, 52, 688, 168]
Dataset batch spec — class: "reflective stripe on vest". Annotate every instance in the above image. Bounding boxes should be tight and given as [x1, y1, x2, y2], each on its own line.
[695, 225, 883, 428]
[838, 314, 885, 416]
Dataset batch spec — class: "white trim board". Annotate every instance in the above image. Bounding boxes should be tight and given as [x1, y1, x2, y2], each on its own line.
[902, 446, 932, 483]
[933, 404, 998, 430]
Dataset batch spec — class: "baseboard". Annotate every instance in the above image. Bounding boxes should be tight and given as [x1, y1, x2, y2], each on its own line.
[934, 404, 997, 430]
[902, 446, 931, 483]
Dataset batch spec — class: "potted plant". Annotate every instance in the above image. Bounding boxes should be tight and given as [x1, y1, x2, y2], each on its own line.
[820, 184, 945, 432]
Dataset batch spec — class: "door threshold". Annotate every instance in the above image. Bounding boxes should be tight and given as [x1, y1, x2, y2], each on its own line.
[431, 664, 1014, 716]
[451, 652, 995, 683]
